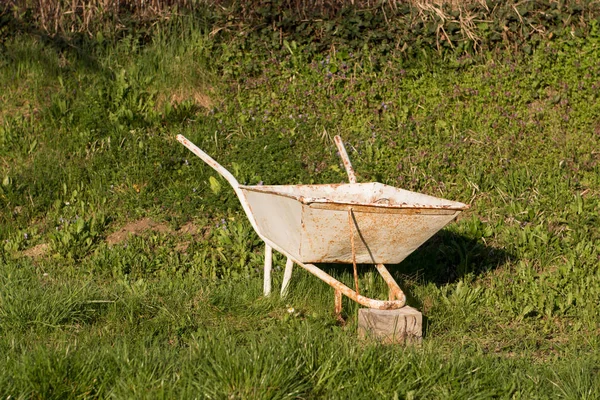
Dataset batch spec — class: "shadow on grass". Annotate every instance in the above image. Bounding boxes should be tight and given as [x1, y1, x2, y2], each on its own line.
[397, 229, 514, 285]
[1, 6, 112, 78]
[319, 229, 513, 285]
[310, 229, 514, 332]
[316, 229, 514, 309]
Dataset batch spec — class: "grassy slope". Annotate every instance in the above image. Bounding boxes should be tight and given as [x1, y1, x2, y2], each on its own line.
[1, 19, 600, 398]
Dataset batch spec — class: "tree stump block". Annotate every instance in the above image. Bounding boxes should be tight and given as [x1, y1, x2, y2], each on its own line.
[358, 306, 423, 344]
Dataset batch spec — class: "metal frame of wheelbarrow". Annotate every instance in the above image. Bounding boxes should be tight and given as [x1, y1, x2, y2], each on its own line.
[177, 134, 409, 316]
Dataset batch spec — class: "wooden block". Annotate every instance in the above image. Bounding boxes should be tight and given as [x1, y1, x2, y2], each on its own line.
[358, 307, 423, 344]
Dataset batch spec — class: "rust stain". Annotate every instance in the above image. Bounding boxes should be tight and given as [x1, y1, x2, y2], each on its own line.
[242, 185, 468, 211]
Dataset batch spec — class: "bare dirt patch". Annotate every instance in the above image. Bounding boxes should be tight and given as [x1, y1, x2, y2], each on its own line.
[106, 217, 172, 245]
[22, 243, 50, 259]
[105, 218, 205, 249]
[174, 221, 206, 252]
[178, 221, 200, 236]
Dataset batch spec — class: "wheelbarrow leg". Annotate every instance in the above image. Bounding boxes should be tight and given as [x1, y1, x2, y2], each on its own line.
[334, 289, 343, 322]
[263, 244, 272, 296]
[375, 263, 405, 301]
[281, 257, 294, 297]
[291, 259, 406, 310]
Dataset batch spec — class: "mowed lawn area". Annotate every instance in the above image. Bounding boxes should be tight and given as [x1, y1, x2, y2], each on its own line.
[1, 5, 600, 398]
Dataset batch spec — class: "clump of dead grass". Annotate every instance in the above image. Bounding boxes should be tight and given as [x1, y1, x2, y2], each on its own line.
[3, 0, 196, 36]
[155, 86, 214, 113]
[4, 0, 487, 41]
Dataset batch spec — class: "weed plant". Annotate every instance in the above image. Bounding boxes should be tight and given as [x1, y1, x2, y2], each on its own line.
[1, 8, 600, 399]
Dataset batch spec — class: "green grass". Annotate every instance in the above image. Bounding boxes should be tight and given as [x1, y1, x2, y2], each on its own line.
[1, 16, 600, 398]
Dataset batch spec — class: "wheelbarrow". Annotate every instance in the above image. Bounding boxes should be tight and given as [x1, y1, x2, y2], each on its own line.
[177, 134, 469, 316]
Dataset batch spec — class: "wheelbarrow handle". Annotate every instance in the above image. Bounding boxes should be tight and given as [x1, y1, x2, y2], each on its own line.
[334, 135, 357, 184]
[177, 134, 266, 239]
[176, 135, 240, 190]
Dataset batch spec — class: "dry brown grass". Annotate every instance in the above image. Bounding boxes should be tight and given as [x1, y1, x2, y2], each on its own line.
[5, 0, 489, 36]
[4, 0, 200, 35]
[156, 86, 214, 112]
